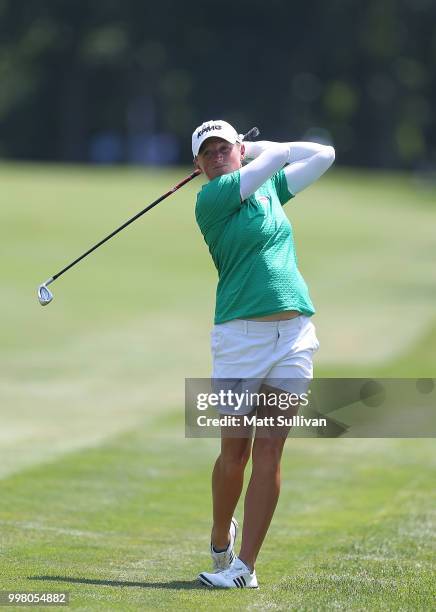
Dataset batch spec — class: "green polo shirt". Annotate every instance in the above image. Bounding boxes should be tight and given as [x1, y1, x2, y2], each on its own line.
[195, 169, 315, 324]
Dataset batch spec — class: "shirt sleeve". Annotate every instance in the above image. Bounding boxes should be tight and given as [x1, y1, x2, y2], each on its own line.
[283, 146, 335, 195]
[239, 143, 291, 201]
[271, 169, 294, 205]
[195, 171, 241, 233]
[244, 140, 335, 198]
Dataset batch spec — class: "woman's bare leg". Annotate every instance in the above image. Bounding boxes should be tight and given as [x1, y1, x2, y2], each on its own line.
[211, 435, 252, 548]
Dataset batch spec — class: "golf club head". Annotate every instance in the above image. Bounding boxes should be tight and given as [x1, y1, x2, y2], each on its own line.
[38, 283, 53, 306]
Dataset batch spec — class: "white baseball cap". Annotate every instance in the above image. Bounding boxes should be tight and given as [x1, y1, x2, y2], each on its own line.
[192, 120, 241, 157]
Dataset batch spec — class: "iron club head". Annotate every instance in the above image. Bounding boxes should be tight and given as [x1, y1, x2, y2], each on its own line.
[37, 282, 54, 306]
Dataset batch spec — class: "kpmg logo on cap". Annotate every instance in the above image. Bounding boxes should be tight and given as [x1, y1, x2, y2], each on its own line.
[197, 124, 222, 139]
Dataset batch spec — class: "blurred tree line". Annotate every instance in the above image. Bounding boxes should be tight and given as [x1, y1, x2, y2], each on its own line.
[0, 0, 434, 169]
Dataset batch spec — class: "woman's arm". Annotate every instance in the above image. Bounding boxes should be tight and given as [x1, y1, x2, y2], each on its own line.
[241, 140, 335, 198]
[239, 143, 293, 201]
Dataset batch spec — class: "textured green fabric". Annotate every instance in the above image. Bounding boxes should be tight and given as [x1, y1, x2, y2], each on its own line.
[195, 169, 315, 324]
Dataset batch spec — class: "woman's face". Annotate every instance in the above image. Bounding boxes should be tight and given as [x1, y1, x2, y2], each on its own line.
[195, 137, 245, 180]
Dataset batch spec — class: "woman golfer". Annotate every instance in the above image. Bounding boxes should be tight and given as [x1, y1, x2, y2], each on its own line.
[193, 120, 335, 588]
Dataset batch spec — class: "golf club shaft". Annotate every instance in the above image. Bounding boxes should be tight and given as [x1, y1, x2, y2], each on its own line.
[45, 127, 259, 285]
[47, 169, 201, 284]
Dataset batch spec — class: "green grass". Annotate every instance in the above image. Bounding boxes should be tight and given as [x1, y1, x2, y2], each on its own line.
[1, 430, 435, 610]
[0, 162, 435, 610]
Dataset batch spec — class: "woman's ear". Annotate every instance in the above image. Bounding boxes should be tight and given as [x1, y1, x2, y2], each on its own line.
[240, 143, 245, 161]
[194, 157, 202, 173]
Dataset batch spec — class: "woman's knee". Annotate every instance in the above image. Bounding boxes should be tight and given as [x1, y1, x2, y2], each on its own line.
[251, 438, 285, 473]
[219, 438, 251, 472]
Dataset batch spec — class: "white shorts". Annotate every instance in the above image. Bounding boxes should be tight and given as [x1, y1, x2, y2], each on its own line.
[211, 315, 319, 415]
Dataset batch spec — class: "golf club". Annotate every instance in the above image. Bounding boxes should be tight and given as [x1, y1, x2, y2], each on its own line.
[37, 126, 260, 306]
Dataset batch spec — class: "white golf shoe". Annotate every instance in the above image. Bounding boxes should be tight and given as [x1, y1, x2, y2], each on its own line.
[199, 557, 258, 588]
[210, 517, 238, 572]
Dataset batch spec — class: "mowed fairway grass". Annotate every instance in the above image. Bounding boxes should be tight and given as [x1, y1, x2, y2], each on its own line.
[1, 163, 435, 610]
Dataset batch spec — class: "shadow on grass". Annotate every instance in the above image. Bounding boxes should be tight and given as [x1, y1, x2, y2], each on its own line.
[29, 575, 206, 590]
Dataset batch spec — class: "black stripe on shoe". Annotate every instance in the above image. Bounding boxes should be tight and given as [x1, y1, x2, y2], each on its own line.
[199, 574, 214, 587]
[240, 575, 246, 586]
[233, 578, 240, 588]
